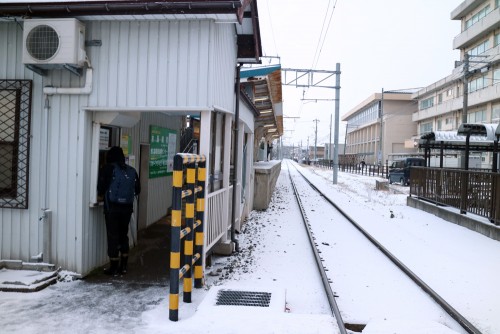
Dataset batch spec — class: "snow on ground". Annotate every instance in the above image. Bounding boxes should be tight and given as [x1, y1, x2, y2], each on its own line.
[0, 160, 499, 334]
[298, 162, 500, 334]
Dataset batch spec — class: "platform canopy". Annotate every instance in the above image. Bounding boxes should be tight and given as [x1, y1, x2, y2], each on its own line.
[240, 65, 283, 138]
[419, 123, 500, 150]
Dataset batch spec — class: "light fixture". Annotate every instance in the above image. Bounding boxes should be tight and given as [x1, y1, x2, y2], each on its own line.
[254, 97, 269, 102]
[260, 109, 273, 114]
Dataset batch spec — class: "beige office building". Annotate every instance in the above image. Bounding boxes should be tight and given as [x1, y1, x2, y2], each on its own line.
[342, 92, 418, 165]
[413, 0, 500, 157]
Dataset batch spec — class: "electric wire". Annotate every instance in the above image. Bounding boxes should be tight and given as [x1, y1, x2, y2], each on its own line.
[263, 0, 279, 59]
[310, 0, 333, 70]
[311, 0, 338, 71]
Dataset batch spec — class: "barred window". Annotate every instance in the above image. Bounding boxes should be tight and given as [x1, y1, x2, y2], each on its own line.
[0, 80, 32, 209]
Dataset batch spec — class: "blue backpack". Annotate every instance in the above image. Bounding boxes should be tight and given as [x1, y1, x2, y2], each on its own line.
[107, 164, 137, 204]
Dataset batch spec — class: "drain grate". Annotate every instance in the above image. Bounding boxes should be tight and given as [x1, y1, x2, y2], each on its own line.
[215, 290, 272, 307]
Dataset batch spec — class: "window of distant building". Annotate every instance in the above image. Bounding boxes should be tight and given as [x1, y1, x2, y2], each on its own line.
[495, 33, 500, 47]
[467, 109, 487, 123]
[350, 102, 378, 127]
[468, 75, 487, 92]
[493, 69, 500, 85]
[420, 122, 432, 134]
[437, 119, 442, 130]
[467, 39, 490, 56]
[420, 97, 434, 110]
[492, 103, 500, 123]
[438, 93, 443, 104]
[465, 5, 490, 30]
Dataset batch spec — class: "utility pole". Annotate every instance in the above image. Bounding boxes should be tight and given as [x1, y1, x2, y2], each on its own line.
[313, 119, 320, 160]
[460, 53, 489, 168]
[379, 88, 384, 165]
[462, 54, 469, 126]
[329, 113, 332, 160]
[307, 137, 310, 162]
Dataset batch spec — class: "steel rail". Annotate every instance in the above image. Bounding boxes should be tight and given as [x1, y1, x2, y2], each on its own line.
[290, 160, 483, 334]
[285, 161, 348, 334]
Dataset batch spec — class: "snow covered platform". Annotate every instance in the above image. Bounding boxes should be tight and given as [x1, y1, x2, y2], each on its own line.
[174, 285, 338, 333]
[0, 260, 59, 292]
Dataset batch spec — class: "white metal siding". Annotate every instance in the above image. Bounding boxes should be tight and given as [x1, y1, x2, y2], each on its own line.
[210, 22, 237, 111]
[84, 20, 235, 109]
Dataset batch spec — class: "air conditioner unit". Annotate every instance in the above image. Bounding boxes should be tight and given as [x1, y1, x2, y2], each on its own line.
[22, 18, 86, 67]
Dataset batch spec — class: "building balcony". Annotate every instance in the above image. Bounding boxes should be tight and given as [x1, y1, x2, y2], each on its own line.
[451, 0, 484, 20]
[453, 7, 500, 49]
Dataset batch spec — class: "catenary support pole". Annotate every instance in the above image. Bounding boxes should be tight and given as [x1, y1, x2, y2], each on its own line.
[332, 63, 341, 184]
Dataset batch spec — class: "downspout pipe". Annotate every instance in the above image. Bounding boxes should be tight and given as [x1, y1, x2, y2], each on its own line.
[43, 67, 93, 95]
[40, 66, 92, 261]
[230, 64, 241, 252]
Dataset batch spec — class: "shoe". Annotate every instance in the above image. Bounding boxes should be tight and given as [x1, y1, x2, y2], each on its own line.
[104, 259, 119, 276]
[119, 255, 128, 275]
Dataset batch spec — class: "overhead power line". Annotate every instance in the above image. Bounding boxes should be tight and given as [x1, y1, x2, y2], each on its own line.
[311, 0, 339, 70]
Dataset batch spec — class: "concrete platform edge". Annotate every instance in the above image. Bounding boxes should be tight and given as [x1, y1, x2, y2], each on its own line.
[407, 196, 500, 241]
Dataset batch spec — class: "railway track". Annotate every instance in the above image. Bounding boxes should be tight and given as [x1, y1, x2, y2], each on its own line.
[285, 160, 482, 334]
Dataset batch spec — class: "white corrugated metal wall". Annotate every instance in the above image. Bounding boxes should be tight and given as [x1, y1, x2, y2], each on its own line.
[0, 21, 90, 269]
[0, 18, 238, 275]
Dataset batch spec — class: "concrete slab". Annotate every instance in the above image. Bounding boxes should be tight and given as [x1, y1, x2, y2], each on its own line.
[0, 268, 59, 292]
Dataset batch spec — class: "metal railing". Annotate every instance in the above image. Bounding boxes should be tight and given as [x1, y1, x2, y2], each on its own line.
[313, 160, 389, 178]
[205, 186, 231, 251]
[410, 167, 500, 226]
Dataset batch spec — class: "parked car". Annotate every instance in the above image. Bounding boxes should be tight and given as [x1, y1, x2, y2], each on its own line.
[388, 157, 425, 186]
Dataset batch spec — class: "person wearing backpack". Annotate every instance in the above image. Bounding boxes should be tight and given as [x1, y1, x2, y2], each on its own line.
[97, 146, 140, 276]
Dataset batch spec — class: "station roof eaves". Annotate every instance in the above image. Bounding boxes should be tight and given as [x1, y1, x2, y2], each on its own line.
[240, 65, 283, 137]
[0, 0, 244, 18]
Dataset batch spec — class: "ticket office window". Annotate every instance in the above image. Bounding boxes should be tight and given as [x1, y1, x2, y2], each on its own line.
[90, 124, 122, 206]
[98, 125, 121, 171]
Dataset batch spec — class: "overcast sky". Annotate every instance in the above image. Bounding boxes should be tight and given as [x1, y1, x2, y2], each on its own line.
[257, 0, 462, 148]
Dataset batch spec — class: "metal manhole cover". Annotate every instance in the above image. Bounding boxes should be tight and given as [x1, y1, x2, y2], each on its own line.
[215, 290, 272, 307]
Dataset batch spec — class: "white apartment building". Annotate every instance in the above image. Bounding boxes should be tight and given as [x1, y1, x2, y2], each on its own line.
[413, 0, 500, 159]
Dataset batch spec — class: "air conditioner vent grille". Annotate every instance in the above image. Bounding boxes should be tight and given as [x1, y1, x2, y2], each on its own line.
[26, 25, 59, 61]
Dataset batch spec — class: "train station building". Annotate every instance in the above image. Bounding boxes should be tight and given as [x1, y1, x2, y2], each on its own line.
[0, 0, 283, 276]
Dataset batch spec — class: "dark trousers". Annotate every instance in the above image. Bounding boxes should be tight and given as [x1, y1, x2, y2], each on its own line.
[105, 210, 132, 258]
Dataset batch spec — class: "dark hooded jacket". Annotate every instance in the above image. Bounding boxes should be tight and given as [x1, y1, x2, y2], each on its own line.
[97, 146, 140, 212]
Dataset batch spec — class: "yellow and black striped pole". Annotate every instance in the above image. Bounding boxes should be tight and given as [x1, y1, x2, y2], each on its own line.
[194, 158, 206, 288]
[169, 154, 184, 322]
[183, 161, 196, 303]
[169, 153, 206, 321]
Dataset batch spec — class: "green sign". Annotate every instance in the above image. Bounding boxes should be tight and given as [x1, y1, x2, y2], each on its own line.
[149, 126, 177, 178]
